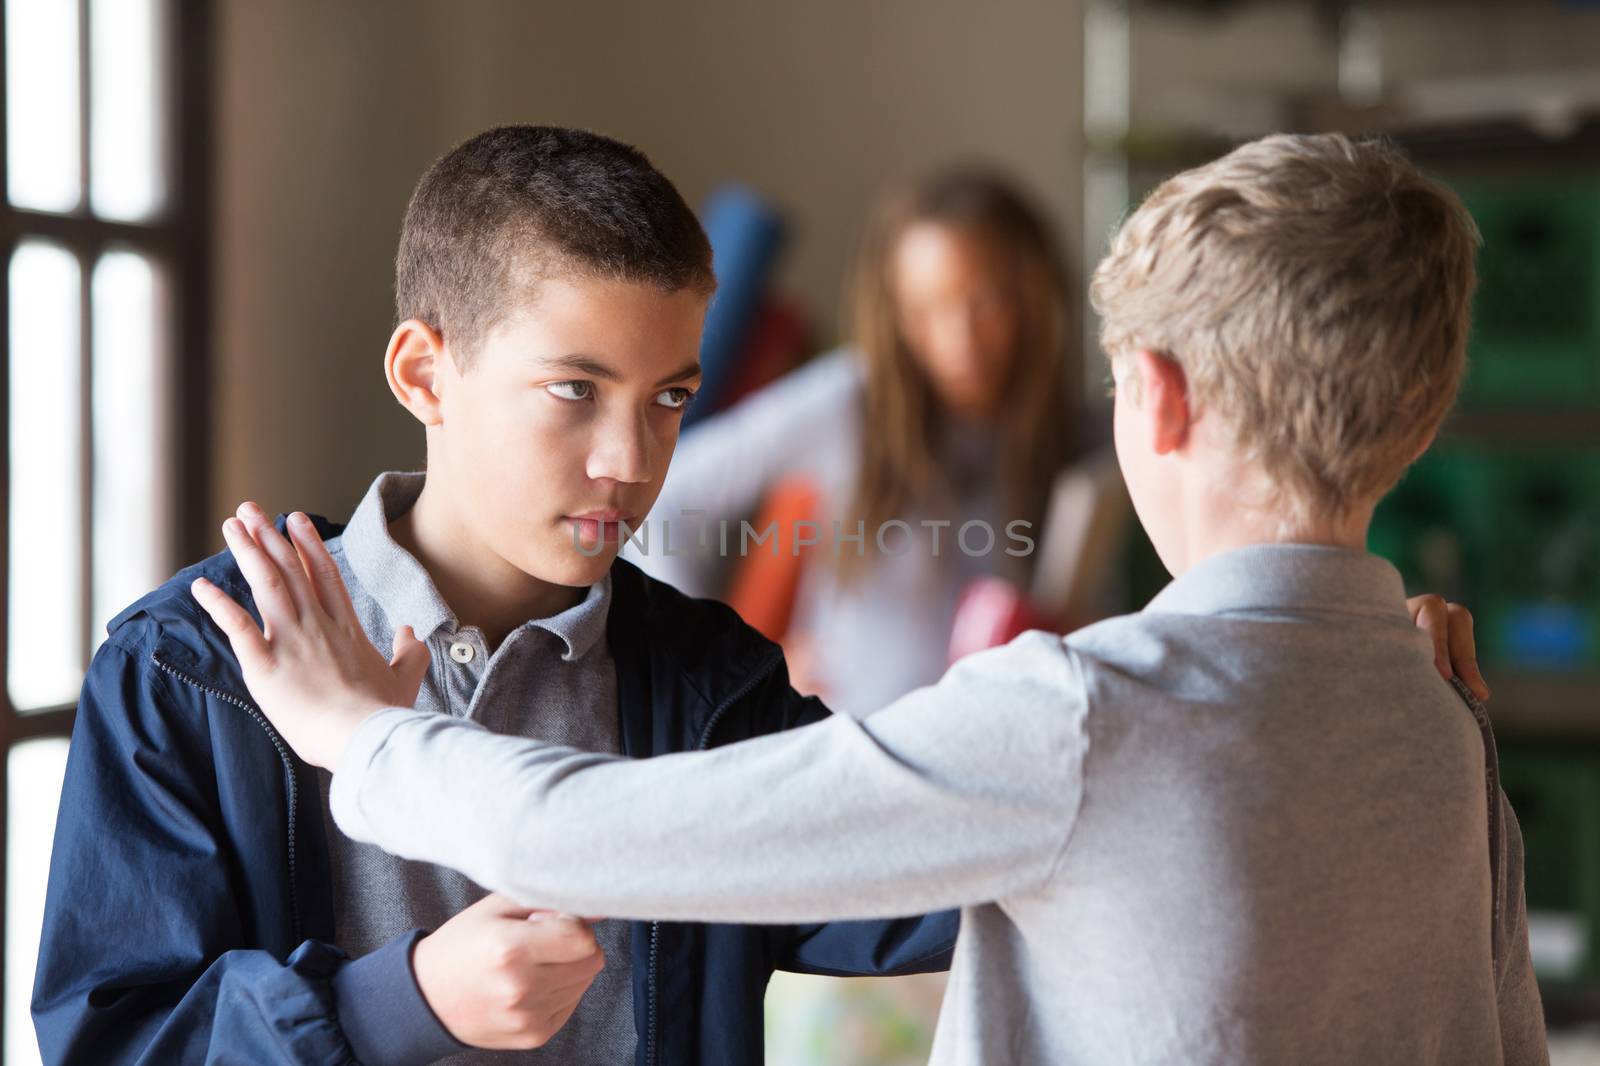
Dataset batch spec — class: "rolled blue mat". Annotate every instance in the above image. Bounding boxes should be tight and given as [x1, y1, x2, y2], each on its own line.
[687, 183, 786, 428]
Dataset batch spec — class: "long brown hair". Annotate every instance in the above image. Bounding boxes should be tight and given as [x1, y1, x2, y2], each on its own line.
[840, 167, 1077, 581]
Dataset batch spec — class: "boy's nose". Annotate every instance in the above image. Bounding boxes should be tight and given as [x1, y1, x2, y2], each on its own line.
[586, 418, 654, 485]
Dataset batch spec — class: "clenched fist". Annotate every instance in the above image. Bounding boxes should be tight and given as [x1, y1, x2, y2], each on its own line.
[412, 893, 607, 1050]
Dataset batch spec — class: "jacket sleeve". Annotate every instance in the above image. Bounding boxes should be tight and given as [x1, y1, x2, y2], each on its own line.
[775, 913, 958, 977]
[1491, 790, 1549, 1065]
[30, 637, 461, 1066]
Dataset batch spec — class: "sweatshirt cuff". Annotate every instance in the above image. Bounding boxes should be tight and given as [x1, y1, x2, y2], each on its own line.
[333, 928, 467, 1066]
[329, 706, 424, 843]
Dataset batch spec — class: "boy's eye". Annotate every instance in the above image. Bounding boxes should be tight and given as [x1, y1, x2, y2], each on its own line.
[546, 380, 594, 401]
[655, 387, 695, 411]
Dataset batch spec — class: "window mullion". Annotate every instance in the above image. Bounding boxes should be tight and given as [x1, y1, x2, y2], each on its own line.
[75, 0, 89, 216]
[77, 249, 91, 678]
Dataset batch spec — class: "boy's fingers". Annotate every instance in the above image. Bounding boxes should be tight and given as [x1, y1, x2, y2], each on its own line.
[535, 952, 607, 996]
[191, 577, 273, 673]
[286, 512, 362, 629]
[221, 518, 297, 630]
[1446, 602, 1491, 702]
[517, 916, 601, 964]
[236, 503, 323, 620]
[1407, 594, 1452, 679]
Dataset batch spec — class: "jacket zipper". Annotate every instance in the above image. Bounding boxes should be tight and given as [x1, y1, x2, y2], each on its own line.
[695, 649, 781, 754]
[152, 654, 305, 943]
[647, 649, 783, 1065]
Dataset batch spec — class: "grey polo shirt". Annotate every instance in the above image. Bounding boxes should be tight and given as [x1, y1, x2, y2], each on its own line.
[320, 472, 634, 1065]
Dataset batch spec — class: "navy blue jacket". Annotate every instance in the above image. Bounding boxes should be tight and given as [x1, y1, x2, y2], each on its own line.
[32, 516, 956, 1065]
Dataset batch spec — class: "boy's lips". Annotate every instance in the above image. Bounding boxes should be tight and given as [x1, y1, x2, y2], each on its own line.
[567, 509, 636, 521]
[565, 511, 640, 543]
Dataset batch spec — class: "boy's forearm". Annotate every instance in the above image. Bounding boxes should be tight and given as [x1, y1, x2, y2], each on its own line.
[330, 633, 1088, 923]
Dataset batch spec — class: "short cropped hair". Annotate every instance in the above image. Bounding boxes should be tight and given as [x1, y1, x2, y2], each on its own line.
[1091, 133, 1480, 518]
[396, 126, 716, 364]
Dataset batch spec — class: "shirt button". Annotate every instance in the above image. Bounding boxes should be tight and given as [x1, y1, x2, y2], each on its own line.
[448, 641, 475, 664]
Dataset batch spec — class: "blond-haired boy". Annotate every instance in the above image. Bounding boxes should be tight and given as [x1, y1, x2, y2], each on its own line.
[199, 132, 1543, 1065]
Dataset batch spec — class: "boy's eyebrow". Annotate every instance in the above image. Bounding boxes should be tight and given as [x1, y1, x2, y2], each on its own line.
[532, 355, 703, 388]
[654, 361, 703, 387]
[535, 354, 623, 381]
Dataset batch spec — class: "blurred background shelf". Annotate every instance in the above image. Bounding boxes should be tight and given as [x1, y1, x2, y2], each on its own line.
[1489, 675, 1600, 739]
[1443, 409, 1600, 449]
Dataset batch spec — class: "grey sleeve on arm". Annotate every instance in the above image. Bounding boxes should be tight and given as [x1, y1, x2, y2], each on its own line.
[330, 631, 1089, 924]
[1492, 791, 1550, 1065]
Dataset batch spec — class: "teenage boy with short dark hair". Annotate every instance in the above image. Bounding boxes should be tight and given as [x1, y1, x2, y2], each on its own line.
[33, 126, 957, 1066]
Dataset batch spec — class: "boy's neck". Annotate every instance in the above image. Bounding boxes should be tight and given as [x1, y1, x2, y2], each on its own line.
[390, 480, 585, 649]
[1173, 468, 1374, 575]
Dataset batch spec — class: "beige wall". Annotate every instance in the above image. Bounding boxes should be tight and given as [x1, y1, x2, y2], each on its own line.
[212, 0, 1086, 527]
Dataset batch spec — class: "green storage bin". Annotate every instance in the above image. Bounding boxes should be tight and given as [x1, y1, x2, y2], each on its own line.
[1373, 445, 1600, 670]
[1369, 448, 1480, 601]
[1454, 448, 1600, 670]
[1452, 179, 1600, 404]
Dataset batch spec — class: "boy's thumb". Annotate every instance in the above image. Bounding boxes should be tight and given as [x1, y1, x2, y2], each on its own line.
[390, 625, 431, 705]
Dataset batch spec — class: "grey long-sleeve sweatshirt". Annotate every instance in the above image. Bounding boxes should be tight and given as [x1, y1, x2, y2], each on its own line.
[330, 545, 1547, 1066]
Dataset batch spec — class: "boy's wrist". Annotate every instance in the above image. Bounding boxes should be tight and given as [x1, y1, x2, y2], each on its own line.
[321, 701, 391, 774]
[328, 706, 423, 839]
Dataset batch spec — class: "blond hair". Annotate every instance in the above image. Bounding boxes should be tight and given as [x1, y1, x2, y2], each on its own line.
[1091, 133, 1480, 519]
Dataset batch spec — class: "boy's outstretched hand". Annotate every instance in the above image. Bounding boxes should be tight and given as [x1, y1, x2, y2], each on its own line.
[191, 502, 431, 771]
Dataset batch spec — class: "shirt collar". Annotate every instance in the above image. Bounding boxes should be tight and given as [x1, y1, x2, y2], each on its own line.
[1144, 543, 1410, 622]
[520, 575, 612, 662]
[339, 471, 611, 659]
[340, 473, 457, 641]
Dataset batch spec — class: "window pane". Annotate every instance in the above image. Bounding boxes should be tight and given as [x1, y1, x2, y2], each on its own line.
[89, 0, 168, 221]
[4, 736, 71, 1066]
[92, 251, 171, 639]
[5, 0, 82, 213]
[9, 242, 84, 711]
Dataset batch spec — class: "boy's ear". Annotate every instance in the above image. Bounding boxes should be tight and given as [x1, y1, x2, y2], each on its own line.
[1132, 348, 1191, 456]
[385, 318, 447, 426]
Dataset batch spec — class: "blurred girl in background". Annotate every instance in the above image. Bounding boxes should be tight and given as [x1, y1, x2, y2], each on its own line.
[633, 167, 1090, 716]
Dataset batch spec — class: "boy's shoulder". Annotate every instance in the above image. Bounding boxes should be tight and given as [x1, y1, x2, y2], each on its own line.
[101, 513, 346, 685]
[1058, 610, 1232, 710]
[1059, 591, 1458, 738]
